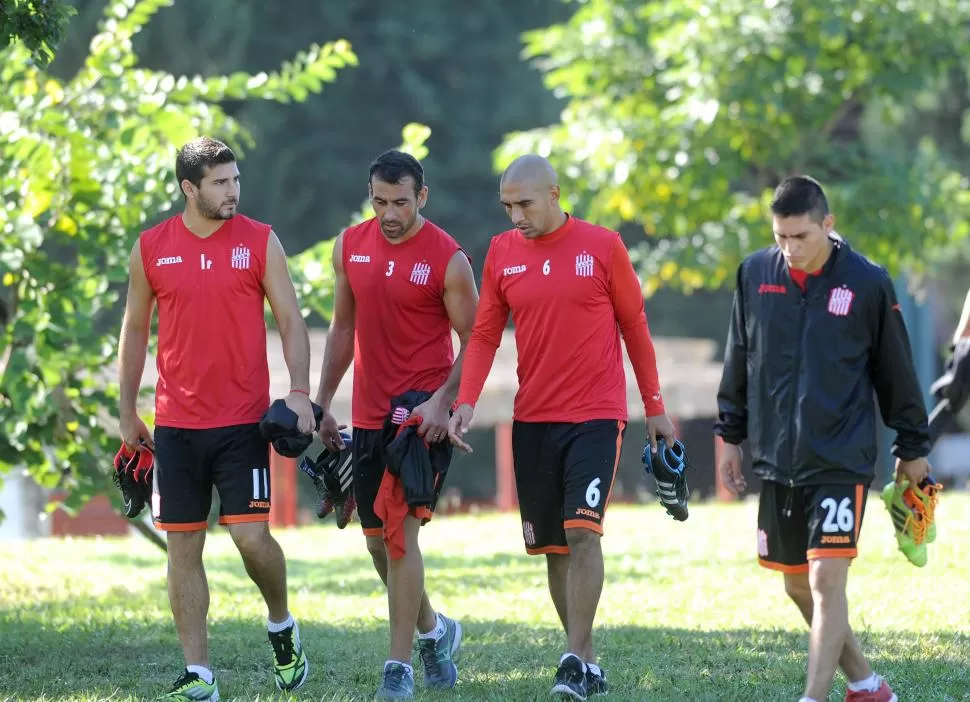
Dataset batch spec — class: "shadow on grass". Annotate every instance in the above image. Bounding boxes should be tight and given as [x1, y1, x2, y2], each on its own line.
[86, 547, 740, 603]
[1, 595, 968, 702]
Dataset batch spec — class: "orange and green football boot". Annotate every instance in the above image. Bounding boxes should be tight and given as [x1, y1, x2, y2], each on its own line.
[881, 477, 942, 567]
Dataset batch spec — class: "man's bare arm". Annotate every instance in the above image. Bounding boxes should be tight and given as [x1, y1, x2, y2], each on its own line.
[955, 287, 970, 344]
[263, 231, 312, 394]
[314, 233, 356, 411]
[118, 241, 155, 419]
[434, 251, 480, 407]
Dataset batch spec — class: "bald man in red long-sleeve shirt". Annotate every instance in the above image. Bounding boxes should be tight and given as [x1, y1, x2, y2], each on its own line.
[448, 154, 675, 700]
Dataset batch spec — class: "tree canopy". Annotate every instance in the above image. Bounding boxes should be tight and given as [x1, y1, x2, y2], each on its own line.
[498, 0, 970, 295]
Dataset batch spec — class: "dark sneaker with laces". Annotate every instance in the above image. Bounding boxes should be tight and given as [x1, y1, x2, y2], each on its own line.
[156, 670, 219, 701]
[268, 623, 309, 691]
[586, 666, 609, 696]
[375, 662, 415, 700]
[551, 655, 587, 700]
[417, 614, 462, 688]
[641, 438, 691, 521]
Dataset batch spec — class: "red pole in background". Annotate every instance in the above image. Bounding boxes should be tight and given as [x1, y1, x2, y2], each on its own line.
[495, 422, 516, 511]
[269, 447, 298, 527]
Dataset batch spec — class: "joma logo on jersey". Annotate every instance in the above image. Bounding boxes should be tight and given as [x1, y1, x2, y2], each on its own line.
[758, 283, 786, 295]
[349, 254, 371, 263]
[156, 256, 183, 266]
[575, 507, 600, 520]
[503, 265, 527, 276]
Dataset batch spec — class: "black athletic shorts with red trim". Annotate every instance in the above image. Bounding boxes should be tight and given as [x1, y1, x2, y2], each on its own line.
[757, 479, 869, 574]
[512, 419, 626, 555]
[151, 423, 272, 531]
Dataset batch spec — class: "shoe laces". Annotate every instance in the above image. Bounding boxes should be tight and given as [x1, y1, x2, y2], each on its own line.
[269, 628, 295, 666]
[383, 664, 410, 691]
[169, 670, 201, 692]
[903, 482, 942, 545]
[417, 637, 441, 670]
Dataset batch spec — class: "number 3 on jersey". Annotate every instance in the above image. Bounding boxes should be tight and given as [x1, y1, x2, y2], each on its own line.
[385, 261, 395, 277]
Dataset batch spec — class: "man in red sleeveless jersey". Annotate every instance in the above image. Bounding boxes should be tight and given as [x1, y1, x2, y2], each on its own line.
[314, 150, 479, 700]
[448, 154, 676, 701]
[118, 137, 314, 700]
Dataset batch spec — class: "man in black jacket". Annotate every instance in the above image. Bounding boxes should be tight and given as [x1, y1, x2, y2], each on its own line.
[715, 175, 931, 702]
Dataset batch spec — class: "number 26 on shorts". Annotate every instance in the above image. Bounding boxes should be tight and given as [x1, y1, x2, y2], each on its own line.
[820, 496, 854, 533]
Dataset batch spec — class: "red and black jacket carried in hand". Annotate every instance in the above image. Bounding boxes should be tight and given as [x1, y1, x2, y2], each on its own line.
[374, 390, 453, 559]
[714, 234, 930, 487]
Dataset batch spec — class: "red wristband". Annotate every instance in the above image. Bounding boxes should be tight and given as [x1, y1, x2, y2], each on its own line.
[290, 388, 310, 396]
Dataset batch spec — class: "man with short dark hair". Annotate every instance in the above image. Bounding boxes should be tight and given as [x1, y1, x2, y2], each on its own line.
[716, 175, 931, 702]
[315, 150, 479, 699]
[118, 136, 314, 699]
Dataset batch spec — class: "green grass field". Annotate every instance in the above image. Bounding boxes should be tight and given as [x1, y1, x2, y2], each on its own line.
[1, 492, 968, 702]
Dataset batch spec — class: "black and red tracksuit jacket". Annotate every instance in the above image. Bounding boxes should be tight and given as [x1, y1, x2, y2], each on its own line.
[714, 234, 930, 487]
[373, 390, 453, 558]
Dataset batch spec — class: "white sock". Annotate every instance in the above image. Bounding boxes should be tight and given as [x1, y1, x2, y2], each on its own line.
[560, 652, 586, 673]
[847, 673, 882, 692]
[267, 613, 295, 633]
[797, 698, 819, 702]
[587, 662, 602, 678]
[418, 613, 446, 641]
[186, 665, 214, 684]
[385, 660, 414, 676]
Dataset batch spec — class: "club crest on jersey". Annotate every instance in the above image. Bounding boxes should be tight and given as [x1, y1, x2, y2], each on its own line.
[575, 252, 594, 277]
[827, 286, 855, 317]
[391, 406, 411, 425]
[410, 261, 431, 286]
[231, 245, 251, 270]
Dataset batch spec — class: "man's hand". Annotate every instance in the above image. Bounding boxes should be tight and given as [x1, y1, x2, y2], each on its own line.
[645, 413, 676, 454]
[120, 412, 154, 451]
[317, 407, 347, 452]
[284, 391, 316, 435]
[718, 442, 747, 495]
[895, 456, 931, 486]
[447, 403, 475, 453]
[412, 394, 450, 443]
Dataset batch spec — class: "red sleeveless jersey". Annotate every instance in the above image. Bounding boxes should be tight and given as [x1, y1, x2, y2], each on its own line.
[343, 217, 462, 429]
[140, 214, 272, 429]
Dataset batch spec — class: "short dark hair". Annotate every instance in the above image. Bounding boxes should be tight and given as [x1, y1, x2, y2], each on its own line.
[770, 175, 829, 222]
[369, 150, 425, 196]
[175, 137, 236, 198]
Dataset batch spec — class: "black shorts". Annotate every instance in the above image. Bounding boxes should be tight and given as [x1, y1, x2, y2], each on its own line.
[512, 419, 626, 555]
[352, 427, 450, 535]
[152, 423, 271, 531]
[757, 480, 869, 573]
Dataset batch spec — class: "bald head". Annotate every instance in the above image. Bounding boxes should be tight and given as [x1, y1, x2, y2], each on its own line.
[499, 154, 566, 238]
[501, 154, 559, 189]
